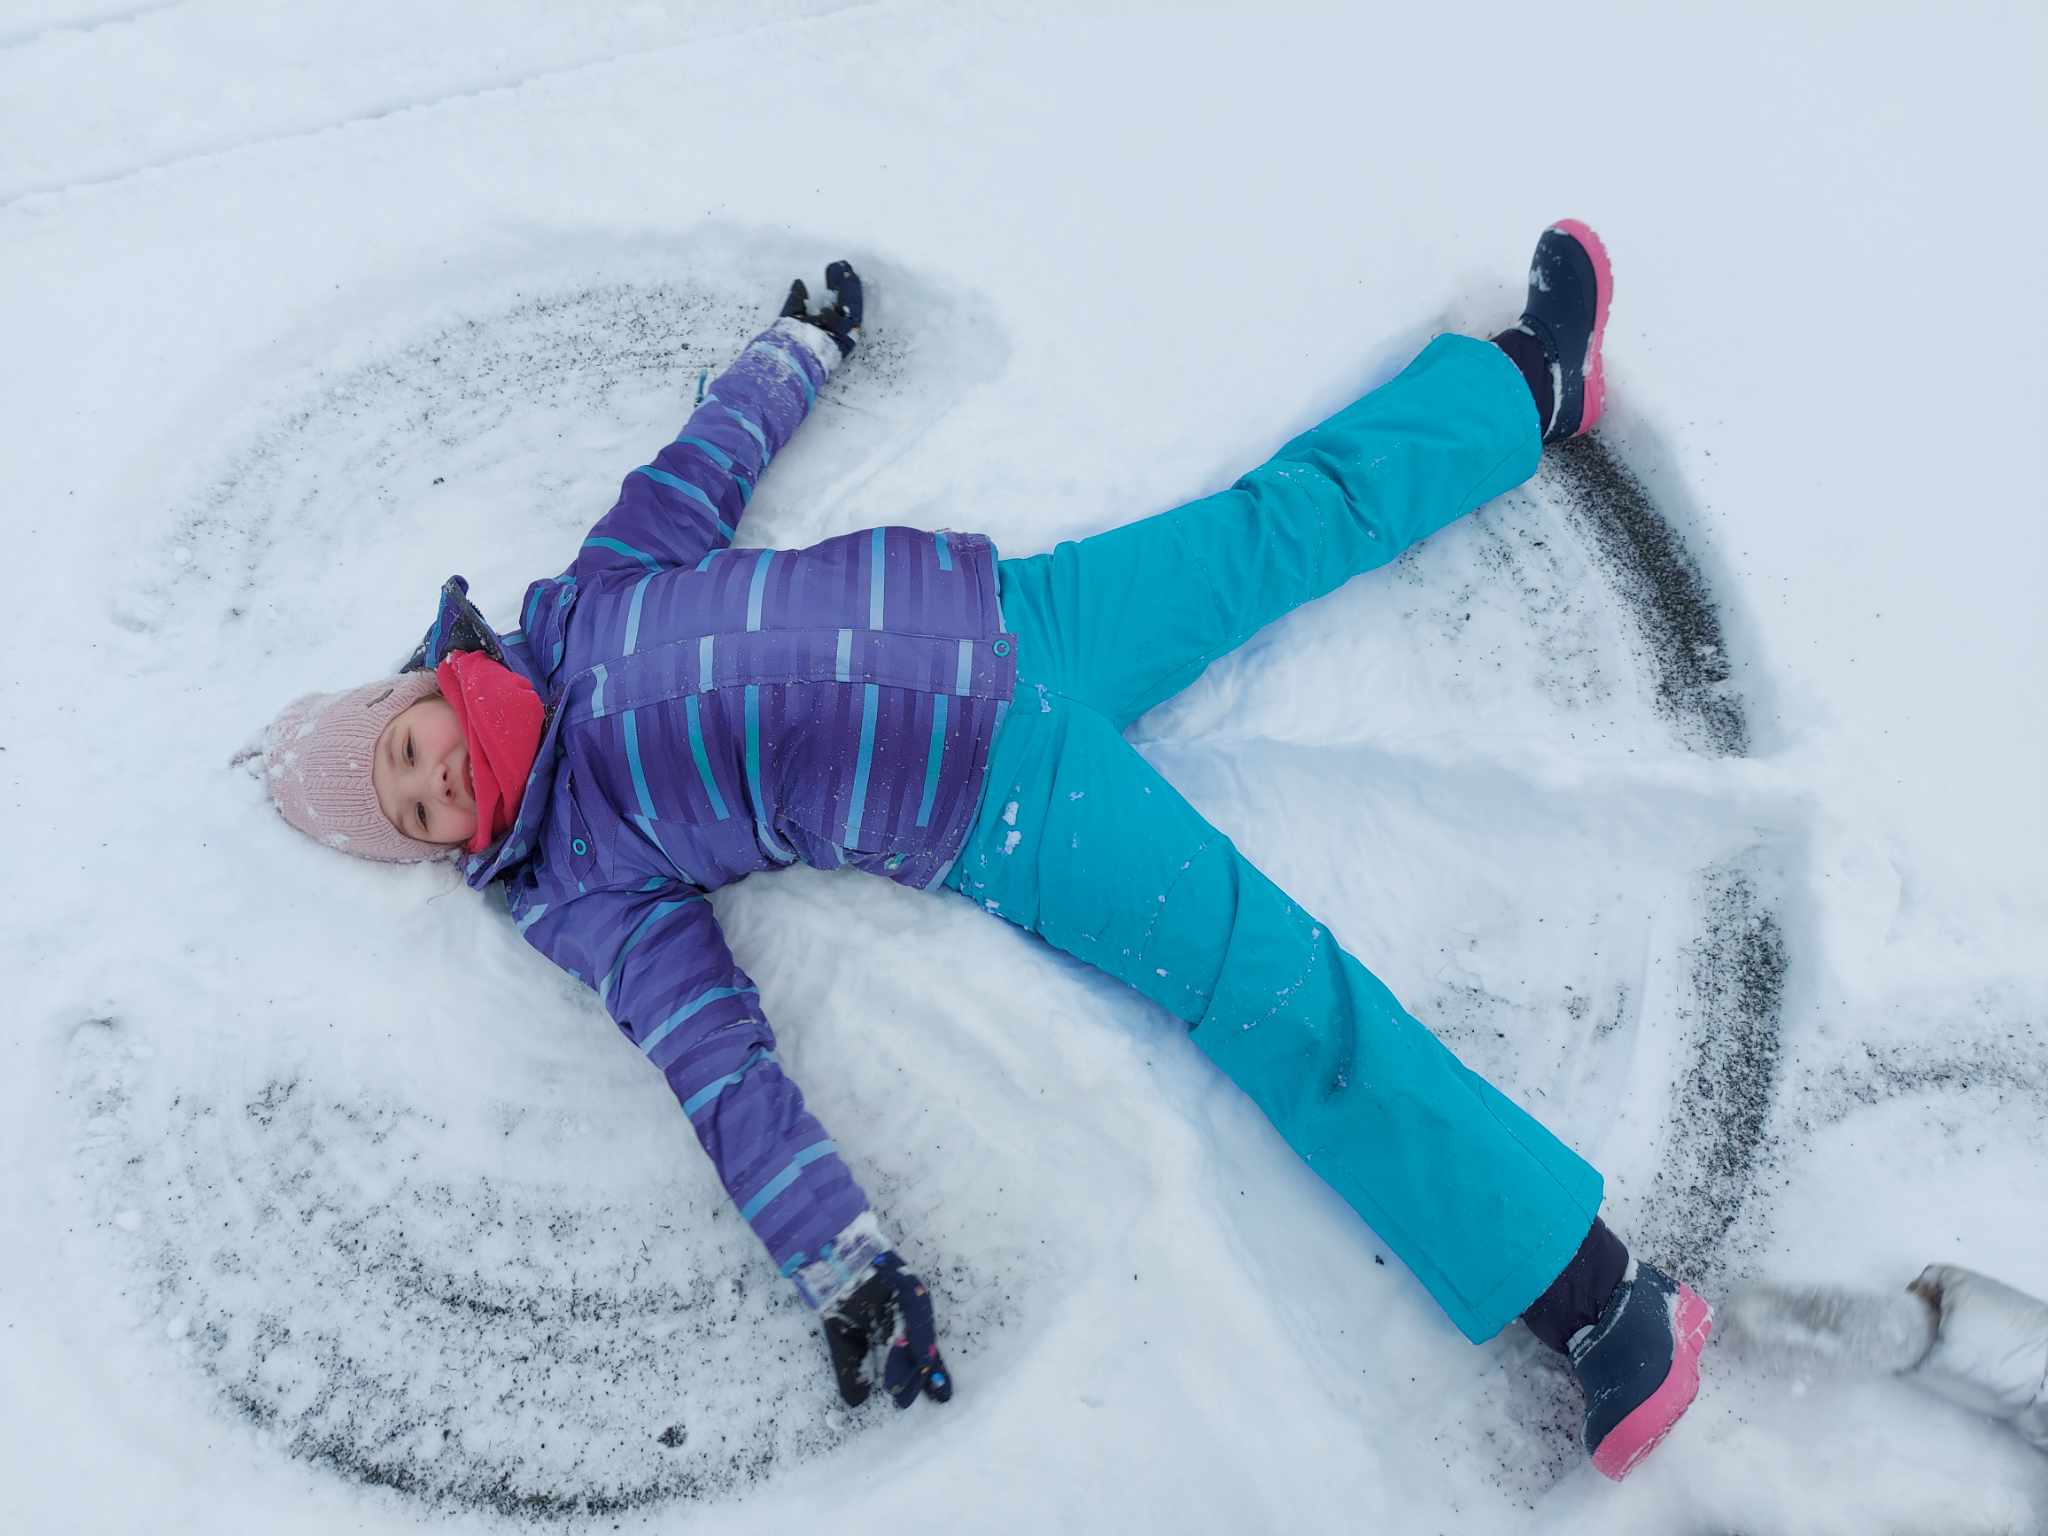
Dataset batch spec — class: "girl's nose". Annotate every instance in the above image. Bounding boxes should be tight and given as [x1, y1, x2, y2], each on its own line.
[438, 762, 453, 800]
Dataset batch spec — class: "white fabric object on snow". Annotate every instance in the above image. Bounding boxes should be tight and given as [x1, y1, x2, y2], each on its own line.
[1724, 1282, 1936, 1374]
[1728, 1266, 2048, 1455]
[1906, 1264, 2048, 1452]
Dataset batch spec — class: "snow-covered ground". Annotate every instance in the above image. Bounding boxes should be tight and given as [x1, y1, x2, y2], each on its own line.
[4, 3, 2044, 1531]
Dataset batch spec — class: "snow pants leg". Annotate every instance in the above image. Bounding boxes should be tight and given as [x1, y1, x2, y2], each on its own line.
[947, 335, 1602, 1341]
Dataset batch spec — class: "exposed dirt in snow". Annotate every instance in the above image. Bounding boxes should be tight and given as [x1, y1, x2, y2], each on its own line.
[66, 1009, 1017, 1520]
[1640, 861, 1789, 1287]
[1547, 436, 1748, 757]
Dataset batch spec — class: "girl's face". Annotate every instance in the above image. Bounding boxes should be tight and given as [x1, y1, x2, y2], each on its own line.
[372, 694, 476, 846]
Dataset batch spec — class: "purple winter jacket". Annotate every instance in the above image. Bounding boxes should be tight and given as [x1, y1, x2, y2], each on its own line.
[405, 318, 1017, 1305]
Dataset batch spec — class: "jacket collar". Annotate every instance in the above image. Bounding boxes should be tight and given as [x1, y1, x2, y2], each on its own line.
[405, 575, 512, 673]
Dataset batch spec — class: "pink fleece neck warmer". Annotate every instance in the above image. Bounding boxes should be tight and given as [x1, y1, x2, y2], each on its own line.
[433, 650, 543, 854]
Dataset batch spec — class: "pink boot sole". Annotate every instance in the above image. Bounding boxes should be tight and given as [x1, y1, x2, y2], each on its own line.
[1549, 217, 1614, 437]
[1590, 1282, 1712, 1481]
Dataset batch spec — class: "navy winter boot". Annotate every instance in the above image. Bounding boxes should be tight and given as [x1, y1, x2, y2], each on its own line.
[1492, 219, 1614, 442]
[1568, 1259, 1714, 1480]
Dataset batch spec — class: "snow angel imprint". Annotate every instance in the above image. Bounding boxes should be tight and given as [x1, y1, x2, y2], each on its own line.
[260, 231, 1714, 1480]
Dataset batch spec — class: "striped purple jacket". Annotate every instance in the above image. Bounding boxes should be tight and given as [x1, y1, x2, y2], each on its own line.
[406, 318, 1016, 1304]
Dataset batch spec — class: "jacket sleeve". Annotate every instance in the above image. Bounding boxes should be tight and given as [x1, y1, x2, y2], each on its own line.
[516, 880, 883, 1301]
[576, 318, 842, 583]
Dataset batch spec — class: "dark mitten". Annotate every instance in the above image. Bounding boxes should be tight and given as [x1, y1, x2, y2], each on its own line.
[778, 260, 864, 357]
[821, 1251, 953, 1409]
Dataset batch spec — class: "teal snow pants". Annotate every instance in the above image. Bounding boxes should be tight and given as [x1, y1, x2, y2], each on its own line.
[946, 334, 1603, 1342]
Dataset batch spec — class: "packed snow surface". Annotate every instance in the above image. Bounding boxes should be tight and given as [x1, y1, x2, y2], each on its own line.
[3, 4, 2044, 1533]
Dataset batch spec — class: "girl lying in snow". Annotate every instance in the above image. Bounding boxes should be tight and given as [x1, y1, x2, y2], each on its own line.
[262, 227, 1710, 1479]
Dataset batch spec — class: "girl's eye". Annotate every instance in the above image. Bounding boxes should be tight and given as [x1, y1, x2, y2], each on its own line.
[416, 803, 429, 834]
[405, 734, 415, 766]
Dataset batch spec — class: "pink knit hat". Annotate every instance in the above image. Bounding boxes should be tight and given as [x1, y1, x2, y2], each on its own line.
[262, 672, 454, 863]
